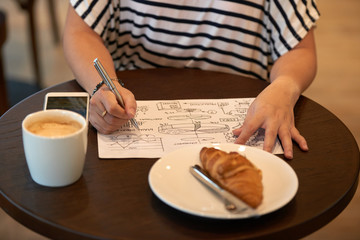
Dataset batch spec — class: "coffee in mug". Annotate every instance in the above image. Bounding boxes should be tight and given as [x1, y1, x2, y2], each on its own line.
[22, 109, 88, 187]
[27, 117, 82, 137]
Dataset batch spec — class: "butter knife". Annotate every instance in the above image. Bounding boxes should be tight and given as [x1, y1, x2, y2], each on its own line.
[190, 164, 259, 217]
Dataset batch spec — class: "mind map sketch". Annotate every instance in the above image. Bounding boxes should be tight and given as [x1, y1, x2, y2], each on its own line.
[97, 98, 283, 158]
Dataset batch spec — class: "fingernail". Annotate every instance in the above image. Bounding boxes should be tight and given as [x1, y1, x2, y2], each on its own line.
[304, 143, 309, 151]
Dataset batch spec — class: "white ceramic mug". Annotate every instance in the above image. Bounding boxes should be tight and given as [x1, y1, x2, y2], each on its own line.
[22, 109, 88, 187]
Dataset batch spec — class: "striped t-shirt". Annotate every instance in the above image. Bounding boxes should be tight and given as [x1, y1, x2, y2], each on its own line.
[71, 0, 320, 81]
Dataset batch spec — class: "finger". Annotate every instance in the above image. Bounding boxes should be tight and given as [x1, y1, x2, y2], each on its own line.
[100, 90, 128, 118]
[121, 91, 137, 118]
[232, 126, 243, 136]
[100, 105, 130, 129]
[90, 96, 110, 122]
[92, 113, 126, 134]
[90, 110, 111, 134]
[263, 124, 278, 154]
[114, 82, 137, 118]
[291, 127, 309, 151]
[89, 92, 125, 133]
[90, 93, 106, 114]
[235, 121, 261, 145]
[278, 125, 293, 159]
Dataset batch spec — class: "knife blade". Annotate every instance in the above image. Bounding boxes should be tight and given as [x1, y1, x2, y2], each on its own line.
[190, 164, 259, 217]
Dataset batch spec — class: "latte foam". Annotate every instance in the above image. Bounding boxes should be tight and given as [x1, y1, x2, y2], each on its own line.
[27, 119, 82, 137]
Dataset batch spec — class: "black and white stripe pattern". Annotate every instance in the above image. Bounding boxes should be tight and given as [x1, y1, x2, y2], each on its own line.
[71, 0, 319, 81]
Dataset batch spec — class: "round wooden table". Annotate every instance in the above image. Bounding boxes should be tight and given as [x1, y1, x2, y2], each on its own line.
[0, 69, 359, 240]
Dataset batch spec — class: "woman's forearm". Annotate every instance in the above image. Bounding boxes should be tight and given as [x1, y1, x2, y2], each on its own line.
[269, 28, 317, 106]
[63, 6, 117, 94]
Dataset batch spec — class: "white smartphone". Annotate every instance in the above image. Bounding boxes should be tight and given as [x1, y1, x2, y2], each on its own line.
[44, 92, 90, 121]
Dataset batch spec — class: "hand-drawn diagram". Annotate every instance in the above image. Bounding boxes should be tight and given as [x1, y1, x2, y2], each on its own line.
[97, 98, 283, 158]
[158, 122, 230, 143]
[107, 134, 163, 151]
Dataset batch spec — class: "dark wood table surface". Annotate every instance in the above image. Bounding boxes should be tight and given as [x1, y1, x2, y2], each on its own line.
[0, 69, 359, 240]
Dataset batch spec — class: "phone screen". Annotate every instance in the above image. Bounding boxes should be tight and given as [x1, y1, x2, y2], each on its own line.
[46, 96, 88, 119]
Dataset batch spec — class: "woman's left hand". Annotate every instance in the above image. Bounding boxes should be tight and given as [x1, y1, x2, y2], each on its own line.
[232, 80, 308, 159]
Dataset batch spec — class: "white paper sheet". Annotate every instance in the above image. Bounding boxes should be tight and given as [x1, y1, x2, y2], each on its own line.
[97, 98, 283, 158]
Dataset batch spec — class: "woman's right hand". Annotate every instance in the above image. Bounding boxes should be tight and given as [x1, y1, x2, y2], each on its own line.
[89, 82, 137, 134]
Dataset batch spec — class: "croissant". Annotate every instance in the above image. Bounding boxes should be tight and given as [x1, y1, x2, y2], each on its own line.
[200, 147, 263, 208]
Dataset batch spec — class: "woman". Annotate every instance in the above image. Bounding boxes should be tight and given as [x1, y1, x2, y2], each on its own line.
[63, 0, 320, 159]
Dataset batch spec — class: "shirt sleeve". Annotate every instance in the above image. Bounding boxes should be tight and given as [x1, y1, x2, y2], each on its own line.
[70, 0, 114, 37]
[267, 0, 320, 61]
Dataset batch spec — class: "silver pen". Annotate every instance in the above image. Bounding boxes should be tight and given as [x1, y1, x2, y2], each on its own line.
[93, 58, 140, 130]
